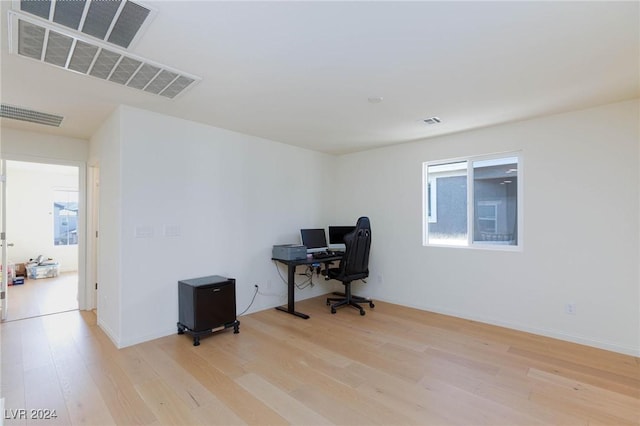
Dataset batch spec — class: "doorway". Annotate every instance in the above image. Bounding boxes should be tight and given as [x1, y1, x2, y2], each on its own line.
[4, 161, 80, 321]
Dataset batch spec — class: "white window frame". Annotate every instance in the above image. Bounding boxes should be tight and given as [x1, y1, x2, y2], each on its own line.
[426, 161, 467, 224]
[422, 152, 523, 251]
[427, 177, 437, 223]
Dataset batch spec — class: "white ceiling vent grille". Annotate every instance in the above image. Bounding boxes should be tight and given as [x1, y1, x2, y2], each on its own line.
[8, 11, 200, 99]
[17, 0, 152, 49]
[1, 103, 64, 127]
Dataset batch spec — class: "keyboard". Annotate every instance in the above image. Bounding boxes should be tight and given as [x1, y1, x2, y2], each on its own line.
[312, 252, 337, 260]
[313, 251, 344, 260]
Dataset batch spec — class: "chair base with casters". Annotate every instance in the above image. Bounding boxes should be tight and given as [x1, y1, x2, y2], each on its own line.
[326, 284, 375, 315]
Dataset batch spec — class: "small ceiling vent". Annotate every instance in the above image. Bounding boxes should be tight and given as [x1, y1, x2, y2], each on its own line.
[8, 11, 201, 99]
[423, 117, 442, 125]
[1, 103, 64, 127]
[18, 0, 153, 49]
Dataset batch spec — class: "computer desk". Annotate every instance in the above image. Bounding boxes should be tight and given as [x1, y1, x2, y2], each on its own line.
[272, 254, 343, 319]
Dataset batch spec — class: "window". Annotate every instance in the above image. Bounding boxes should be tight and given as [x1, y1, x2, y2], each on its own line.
[477, 201, 498, 234]
[423, 154, 520, 248]
[53, 189, 78, 246]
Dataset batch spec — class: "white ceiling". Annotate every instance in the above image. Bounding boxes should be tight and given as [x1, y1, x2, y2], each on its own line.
[1, 1, 638, 155]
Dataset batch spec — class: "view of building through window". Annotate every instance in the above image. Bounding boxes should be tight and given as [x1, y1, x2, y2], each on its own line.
[53, 189, 79, 246]
[424, 155, 519, 248]
[426, 161, 468, 245]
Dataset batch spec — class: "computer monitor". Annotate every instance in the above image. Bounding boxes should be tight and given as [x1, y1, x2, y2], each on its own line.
[328, 226, 355, 251]
[300, 228, 328, 253]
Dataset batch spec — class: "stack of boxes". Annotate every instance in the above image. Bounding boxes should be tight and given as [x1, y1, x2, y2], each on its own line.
[2, 258, 60, 285]
[2, 263, 26, 286]
[13, 263, 26, 285]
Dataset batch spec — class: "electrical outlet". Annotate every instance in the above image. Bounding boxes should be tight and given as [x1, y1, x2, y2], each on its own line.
[565, 302, 576, 315]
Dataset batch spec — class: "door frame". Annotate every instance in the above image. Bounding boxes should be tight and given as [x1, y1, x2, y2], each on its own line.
[87, 164, 99, 310]
[1, 153, 90, 311]
[1, 159, 7, 321]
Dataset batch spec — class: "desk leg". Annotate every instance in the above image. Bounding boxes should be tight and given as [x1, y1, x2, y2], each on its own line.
[274, 263, 310, 319]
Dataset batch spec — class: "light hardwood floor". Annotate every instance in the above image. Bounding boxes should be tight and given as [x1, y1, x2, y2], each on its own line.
[1, 296, 638, 425]
[5, 272, 78, 322]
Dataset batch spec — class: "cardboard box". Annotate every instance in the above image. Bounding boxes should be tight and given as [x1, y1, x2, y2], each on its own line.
[14, 263, 26, 279]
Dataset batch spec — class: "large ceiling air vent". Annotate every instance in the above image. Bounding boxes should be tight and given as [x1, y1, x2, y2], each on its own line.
[1, 103, 64, 127]
[8, 10, 201, 99]
[18, 0, 152, 49]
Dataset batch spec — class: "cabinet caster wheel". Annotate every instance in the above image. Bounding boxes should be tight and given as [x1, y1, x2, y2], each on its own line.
[193, 338, 200, 346]
[369, 302, 375, 309]
[331, 308, 336, 314]
[360, 310, 366, 316]
[177, 328, 184, 335]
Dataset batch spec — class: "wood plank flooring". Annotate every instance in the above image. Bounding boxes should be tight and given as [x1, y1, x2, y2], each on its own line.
[5, 272, 78, 322]
[1, 296, 638, 425]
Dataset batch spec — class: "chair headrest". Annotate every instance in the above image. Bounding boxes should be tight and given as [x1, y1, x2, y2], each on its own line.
[355, 216, 370, 230]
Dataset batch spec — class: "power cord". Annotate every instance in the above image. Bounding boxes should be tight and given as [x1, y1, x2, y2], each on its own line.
[273, 260, 314, 289]
[240, 260, 329, 316]
[238, 284, 259, 316]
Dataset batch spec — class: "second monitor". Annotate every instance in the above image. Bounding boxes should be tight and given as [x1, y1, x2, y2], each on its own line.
[328, 225, 355, 251]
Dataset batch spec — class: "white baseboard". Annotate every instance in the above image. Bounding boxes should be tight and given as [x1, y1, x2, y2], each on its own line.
[379, 297, 640, 357]
[97, 318, 121, 348]
[118, 327, 177, 349]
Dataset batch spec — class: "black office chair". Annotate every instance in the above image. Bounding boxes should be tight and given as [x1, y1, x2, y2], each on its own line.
[326, 217, 375, 315]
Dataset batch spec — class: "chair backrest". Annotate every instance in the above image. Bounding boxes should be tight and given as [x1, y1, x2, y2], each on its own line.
[338, 217, 371, 282]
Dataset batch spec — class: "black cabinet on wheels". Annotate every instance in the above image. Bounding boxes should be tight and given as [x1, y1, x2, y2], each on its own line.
[177, 275, 240, 346]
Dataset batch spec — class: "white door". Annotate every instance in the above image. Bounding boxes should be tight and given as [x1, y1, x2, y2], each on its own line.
[1, 159, 8, 321]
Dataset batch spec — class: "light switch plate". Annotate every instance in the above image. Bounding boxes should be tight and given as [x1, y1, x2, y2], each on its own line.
[164, 225, 181, 237]
[134, 225, 154, 238]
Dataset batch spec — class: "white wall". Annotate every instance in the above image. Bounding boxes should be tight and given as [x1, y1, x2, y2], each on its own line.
[333, 99, 640, 356]
[9, 100, 637, 356]
[6, 162, 79, 272]
[95, 105, 335, 347]
[89, 110, 123, 345]
[1, 128, 88, 162]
